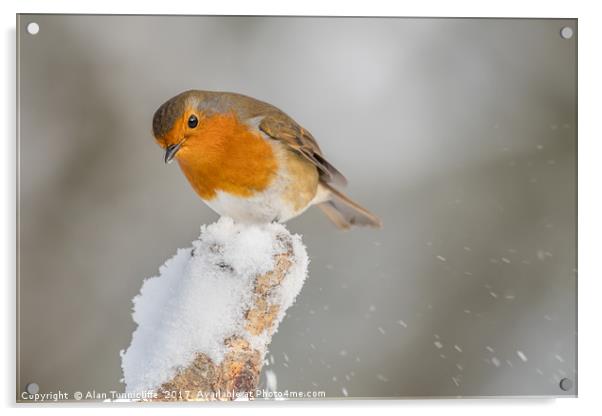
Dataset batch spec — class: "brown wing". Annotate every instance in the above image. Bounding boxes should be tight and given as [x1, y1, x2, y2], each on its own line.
[258, 112, 347, 186]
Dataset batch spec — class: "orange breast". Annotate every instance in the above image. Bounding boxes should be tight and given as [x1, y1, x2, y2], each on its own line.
[175, 113, 278, 200]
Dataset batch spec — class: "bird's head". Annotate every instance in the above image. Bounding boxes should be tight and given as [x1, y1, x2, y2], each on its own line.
[152, 90, 210, 164]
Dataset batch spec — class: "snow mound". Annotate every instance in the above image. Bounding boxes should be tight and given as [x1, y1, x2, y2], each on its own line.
[121, 217, 308, 394]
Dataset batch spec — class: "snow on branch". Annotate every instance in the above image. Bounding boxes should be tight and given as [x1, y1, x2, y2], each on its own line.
[120, 217, 308, 401]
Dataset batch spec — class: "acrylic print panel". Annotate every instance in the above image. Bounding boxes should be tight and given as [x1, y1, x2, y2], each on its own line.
[17, 15, 577, 401]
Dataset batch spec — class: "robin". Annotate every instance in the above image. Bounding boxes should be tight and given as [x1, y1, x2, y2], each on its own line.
[152, 90, 381, 229]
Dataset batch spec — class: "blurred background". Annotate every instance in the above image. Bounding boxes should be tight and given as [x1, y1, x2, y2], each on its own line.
[17, 16, 576, 399]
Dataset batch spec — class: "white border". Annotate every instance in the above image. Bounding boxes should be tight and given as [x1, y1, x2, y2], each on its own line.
[2, 1, 600, 415]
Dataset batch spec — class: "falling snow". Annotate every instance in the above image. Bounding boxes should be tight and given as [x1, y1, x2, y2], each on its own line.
[265, 370, 277, 392]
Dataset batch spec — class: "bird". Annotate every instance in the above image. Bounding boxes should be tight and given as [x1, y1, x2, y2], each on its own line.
[152, 90, 381, 229]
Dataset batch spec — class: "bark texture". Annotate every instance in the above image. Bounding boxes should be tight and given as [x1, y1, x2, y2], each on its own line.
[153, 235, 294, 401]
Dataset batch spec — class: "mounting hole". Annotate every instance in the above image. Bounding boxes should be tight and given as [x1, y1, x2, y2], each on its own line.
[26, 22, 40, 35]
[559, 377, 573, 391]
[25, 382, 39, 394]
[560, 26, 573, 40]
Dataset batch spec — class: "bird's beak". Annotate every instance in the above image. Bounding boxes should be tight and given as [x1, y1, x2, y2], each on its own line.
[164, 141, 183, 164]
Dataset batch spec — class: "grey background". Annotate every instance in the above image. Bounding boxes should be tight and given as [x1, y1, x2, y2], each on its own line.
[17, 15, 576, 399]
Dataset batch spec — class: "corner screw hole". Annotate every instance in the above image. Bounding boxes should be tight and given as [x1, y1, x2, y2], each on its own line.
[27, 22, 40, 35]
[25, 383, 39, 394]
[560, 26, 573, 40]
[559, 378, 573, 391]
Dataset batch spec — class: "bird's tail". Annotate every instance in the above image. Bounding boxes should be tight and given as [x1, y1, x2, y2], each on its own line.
[317, 183, 382, 230]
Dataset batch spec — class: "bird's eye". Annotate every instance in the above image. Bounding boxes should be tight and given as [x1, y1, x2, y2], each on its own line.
[188, 115, 198, 128]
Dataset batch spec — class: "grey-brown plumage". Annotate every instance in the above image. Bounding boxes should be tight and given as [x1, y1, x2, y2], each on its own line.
[152, 90, 382, 229]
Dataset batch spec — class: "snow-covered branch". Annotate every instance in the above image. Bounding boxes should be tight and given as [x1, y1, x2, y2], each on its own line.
[121, 217, 308, 401]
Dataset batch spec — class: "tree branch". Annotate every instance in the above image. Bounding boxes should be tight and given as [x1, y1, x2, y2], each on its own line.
[155, 242, 294, 401]
[121, 219, 307, 401]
